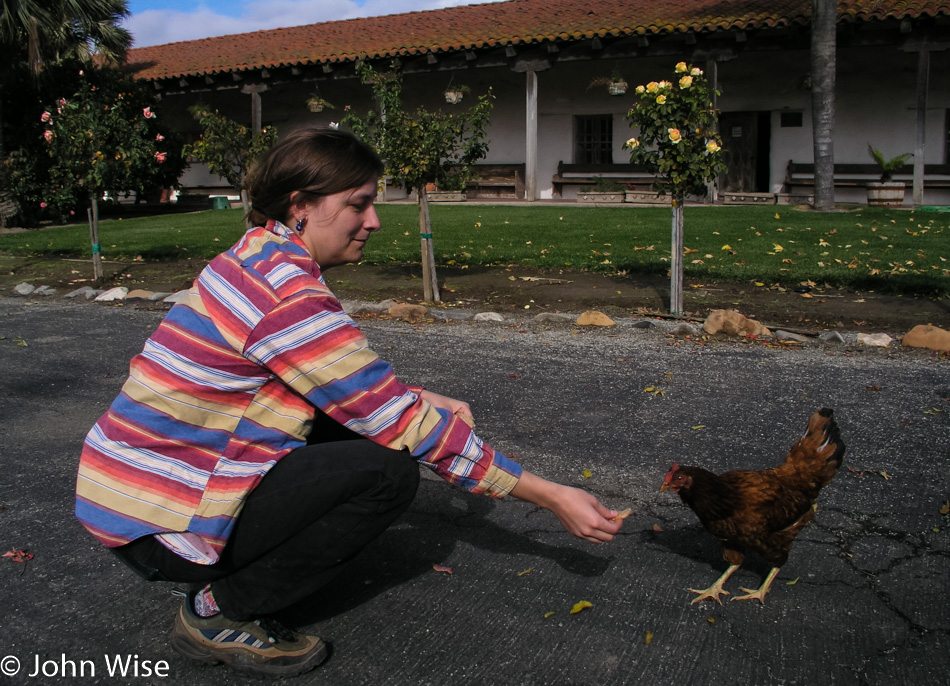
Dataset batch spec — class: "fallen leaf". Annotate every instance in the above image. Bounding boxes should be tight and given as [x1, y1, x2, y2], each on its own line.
[652, 524, 663, 532]
[611, 508, 632, 521]
[544, 611, 555, 619]
[691, 425, 705, 430]
[940, 501, 949, 516]
[880, 471, 892, 480]
[645, 630, 654, 645]
[518, 569, 533, 577]
[432, 564, 453, 575]
[582, 468, 593, 479]
[569, 600, 593, 615]
[706, 617, 715, 624]
[3, 548, 34, 563]
[786, 577, 799, 586]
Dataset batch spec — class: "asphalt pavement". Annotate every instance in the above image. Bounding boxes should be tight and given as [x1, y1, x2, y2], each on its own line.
[0, 296, 948, 685]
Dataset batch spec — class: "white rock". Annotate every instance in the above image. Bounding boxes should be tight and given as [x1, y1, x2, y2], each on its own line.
[670, 323, 699, 336]
[533, 313, 573, 324]
[163, 291, 190, 303]
[819, 331, 845, 344]
[32, 285, 56, 295]
[65, 286, 95, 299]
[95, 287, 129, 302]
[474, 312, 504, 322]
[14, 282, 35, 295]
[430, 309, 473, 321]
[775, 330, 809, 343]
[857, 332, 892, 348]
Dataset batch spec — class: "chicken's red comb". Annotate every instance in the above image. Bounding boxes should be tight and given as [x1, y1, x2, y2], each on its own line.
[662, 462, 679, 483]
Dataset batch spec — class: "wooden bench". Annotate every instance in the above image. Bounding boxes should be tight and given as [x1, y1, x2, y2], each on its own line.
[465, 163, 525, 199]
[552, 161, 658, 197]
[784, 161, 950, 192]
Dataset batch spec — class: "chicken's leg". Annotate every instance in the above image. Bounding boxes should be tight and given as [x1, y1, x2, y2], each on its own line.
[688, 564, 740, 605]
[731, 567, 780, 604]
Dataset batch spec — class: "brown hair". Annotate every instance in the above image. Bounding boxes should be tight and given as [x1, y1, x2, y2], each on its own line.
[246, 127, 384, 227]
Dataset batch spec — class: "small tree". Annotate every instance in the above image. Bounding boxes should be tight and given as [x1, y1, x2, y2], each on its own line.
[343, 61, 493, 303]
[37, 61, 185, 279]
[624, 62, 726, 314]
[184, 106, 278, 220]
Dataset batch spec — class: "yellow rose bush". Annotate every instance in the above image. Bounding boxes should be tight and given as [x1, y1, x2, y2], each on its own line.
[623, 61, 725, 202]
[623, 61, 726, 314]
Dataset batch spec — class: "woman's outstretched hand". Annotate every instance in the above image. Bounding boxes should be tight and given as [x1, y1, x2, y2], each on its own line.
[419, 390, 475, 426]
[510, 470, 624, 544]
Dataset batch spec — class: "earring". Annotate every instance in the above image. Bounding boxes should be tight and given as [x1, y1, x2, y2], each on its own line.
[294, 217, 306, 232]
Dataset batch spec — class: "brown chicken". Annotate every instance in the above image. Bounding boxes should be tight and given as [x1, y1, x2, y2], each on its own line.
[660, 408, 845, 605]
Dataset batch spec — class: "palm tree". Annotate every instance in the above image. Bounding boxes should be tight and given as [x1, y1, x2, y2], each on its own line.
[810, 0, 836, 211]
[0, 0, 131, 74]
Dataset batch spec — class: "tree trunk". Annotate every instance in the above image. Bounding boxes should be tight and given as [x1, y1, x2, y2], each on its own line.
[417, 190, 439, 303]
[88, 197, 103, 282]
[240, 187, 251, 227]
[669, 197, 684, 315]
[811, 0, 837, 211]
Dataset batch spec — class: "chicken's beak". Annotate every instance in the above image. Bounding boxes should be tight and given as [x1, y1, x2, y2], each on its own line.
[659, 483, 673, 492]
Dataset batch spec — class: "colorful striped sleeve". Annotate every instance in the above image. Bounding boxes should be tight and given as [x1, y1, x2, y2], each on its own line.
[243, 286, 521, 497]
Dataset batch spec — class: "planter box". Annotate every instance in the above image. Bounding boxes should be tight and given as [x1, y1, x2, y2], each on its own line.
[577, 190, 624, 204]
[426, 191, 466, 202]
[624, 190, 665, 205]
[722, 192, 776, 205]
[776, 192, 814, 206]
[866, 182, 905, 207]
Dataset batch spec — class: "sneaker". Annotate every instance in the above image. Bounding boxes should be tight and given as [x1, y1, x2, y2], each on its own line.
[171, 593, 329, 679]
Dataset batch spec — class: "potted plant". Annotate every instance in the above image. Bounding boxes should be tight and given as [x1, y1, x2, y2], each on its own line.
[305, 88, 335, 113]
[577, 176, 625, 203]
[589, 68, 628, 96]
[866, 144, 911, 207]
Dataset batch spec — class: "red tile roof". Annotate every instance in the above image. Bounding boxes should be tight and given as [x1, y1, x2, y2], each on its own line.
[127, 0, 950, 81]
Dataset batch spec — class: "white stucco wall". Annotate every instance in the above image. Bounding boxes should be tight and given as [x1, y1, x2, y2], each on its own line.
[172, 42, 950, 206]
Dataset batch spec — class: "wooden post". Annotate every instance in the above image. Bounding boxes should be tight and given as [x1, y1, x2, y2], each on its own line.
[669, 198, 684, 315]
[913, 47, 929, 207]
[88, 198, 103, 282]
[706, 59, 719, 203]
[525, 70, 539, 201]
[242, 83, 269, 133]
[418, 190, 439, 303]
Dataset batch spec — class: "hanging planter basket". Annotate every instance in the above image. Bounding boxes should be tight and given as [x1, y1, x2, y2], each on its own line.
[444, 90, 464, 104]
[607, 80, 628, 96]
[305, 92, 334, 114]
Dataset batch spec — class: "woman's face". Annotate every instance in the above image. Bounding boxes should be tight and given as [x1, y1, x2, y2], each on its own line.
[295, 178, 380, 269]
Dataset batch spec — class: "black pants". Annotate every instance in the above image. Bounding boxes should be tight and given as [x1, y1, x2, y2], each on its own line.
[113, 416, 420, 620]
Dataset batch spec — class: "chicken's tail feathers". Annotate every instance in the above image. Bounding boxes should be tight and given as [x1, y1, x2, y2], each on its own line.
[782, 408, 846, 482]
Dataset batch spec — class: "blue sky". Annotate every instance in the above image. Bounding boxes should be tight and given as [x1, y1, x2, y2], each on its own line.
[124, 0, 507, 48]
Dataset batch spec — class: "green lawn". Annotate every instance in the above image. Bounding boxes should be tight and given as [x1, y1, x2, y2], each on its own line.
[2, 203, 948, 296]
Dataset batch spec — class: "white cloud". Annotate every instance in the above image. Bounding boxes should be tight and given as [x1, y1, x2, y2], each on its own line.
[124, 0, 507, 48]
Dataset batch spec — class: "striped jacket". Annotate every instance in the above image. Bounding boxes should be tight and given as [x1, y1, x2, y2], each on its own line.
[75, 221, 522, 564]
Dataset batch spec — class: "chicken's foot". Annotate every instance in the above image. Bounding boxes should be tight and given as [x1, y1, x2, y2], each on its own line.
[731, 567, 781, 604]
[688, 564, 740, 605]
